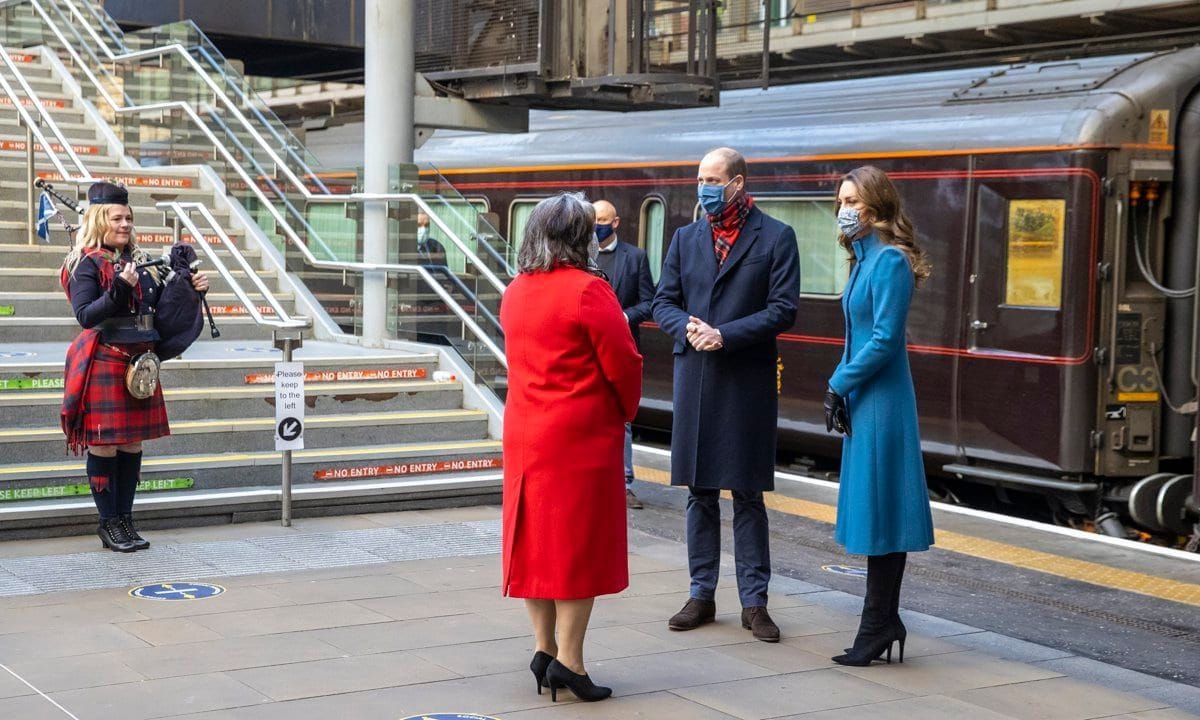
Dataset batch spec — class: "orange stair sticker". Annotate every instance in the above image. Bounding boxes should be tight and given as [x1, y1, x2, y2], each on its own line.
[3, 140, 98, 155]
[314, 457, 501, 481]
[244, 367, 428, 384]
[37, 171, 193, 188]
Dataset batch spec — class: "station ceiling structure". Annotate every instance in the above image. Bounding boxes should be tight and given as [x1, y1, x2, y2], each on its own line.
[101, 0, 1200, 91]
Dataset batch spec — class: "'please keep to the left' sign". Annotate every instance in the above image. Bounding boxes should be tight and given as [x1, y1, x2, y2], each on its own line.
[274, 361, 305, 451]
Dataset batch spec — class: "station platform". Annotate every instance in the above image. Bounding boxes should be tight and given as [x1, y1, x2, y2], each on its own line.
[0, 452, 1197, 720]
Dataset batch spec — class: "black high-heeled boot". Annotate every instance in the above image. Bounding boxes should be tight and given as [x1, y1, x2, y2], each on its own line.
[530, 651, 553, 695]
[833, 553, 906, 666]
[844, 552, 908, 656]
[545, 659, 612, 702]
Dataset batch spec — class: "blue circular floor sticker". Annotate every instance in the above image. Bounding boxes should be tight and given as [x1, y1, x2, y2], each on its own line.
[130, 581, 225, 601]
[822, 564, 868, 578]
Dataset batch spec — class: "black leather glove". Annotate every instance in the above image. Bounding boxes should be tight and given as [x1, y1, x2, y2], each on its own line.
[824, 387, 851, 436]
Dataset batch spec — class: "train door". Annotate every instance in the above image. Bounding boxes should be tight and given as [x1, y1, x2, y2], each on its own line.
[957, 172, 1097, 472]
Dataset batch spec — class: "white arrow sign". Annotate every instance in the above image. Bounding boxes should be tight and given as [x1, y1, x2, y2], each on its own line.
[275, 361, 305, 450]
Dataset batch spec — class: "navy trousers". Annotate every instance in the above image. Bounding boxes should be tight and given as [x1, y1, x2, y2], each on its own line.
[686, 485, 771, 607]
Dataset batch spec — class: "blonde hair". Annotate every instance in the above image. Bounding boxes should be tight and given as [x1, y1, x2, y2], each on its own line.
[837, 166, 931, 287]
[63, 203, 138, 278]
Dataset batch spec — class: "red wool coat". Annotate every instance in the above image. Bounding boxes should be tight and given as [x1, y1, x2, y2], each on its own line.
[500, 267, 643, 599]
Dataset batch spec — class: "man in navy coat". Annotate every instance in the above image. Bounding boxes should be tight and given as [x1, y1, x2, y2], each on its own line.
[652, 147, 800, 642]
[593, 199, 656, 509]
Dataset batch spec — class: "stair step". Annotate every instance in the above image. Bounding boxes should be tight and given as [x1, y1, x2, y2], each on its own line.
[1, 408, 490, 463]
[0, 315, 279, 342]
[0, 438, 503, 489]
[0, 291, 286, 318]
[0, 379, 466, 423]
[0, 341, 437, 388]
[0, 266, 275, 293]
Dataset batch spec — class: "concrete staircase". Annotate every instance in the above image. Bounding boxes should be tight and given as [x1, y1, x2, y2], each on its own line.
[0, 47, 503, 535]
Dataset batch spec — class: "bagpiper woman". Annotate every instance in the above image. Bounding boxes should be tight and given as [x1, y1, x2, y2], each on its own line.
[59, 181, 209, 552]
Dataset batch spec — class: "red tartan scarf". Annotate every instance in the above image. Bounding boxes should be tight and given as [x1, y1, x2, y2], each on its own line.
[707, 193, 755, 265]
[61, 328, 101, 455]
[60, 246, 142, 305]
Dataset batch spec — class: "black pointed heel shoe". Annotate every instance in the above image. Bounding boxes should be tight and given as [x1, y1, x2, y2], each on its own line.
[832, 625, 905, 667]
[545, 659, 612, 702]
[530, 650, 553, 695]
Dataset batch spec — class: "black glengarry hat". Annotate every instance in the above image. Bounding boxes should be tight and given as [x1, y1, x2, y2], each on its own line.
[87, 181, 128, 205]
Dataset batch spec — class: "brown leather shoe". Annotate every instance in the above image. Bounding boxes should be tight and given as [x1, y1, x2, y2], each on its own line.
[625, 488, 644, 509]
[741, 606, 780, 642]
[668, 598, 716, 631]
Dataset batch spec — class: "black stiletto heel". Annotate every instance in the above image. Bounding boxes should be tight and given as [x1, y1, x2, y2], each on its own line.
[545, 659, 612, 702]
[530, 651, 553, 695]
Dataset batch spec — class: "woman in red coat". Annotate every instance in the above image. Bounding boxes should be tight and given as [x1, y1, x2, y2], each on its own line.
[500, 192, 643, 703]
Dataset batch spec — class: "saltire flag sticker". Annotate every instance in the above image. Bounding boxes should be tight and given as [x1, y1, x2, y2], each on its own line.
[36, 191, 58, 242]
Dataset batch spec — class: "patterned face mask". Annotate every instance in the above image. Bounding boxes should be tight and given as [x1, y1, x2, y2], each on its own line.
[837, 206, 863, 236]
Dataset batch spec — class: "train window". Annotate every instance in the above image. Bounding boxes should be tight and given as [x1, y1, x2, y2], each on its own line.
[1005, 199, 1065, 308]
[508, 199, 542, 266]
[755, 198, 847, 296]
[640, 197, 666, 283]
[427, 197, 489, 273]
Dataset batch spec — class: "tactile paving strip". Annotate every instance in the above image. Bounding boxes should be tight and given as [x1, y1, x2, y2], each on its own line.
[0, 519, 501, 597]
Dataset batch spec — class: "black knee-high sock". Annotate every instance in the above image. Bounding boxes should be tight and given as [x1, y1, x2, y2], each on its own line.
[86, 452, 118, 520]
[114, 450, 143, 517]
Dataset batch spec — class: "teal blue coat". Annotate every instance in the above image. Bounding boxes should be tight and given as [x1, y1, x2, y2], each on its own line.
[828, 234, 934, 556]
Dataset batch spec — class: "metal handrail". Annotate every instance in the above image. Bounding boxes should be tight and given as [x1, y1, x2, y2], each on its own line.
[49, 0, 328, 196]
[0, 44, 90, 180]
[5, 0, 507, 366]
[60, 0, 330, 193]
[17, 0, 509, 296]
[163, 201, 504, 366]
[158, 201, 309, 330]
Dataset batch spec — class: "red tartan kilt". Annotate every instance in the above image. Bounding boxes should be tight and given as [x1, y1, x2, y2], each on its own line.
[77, 342, 170, 446]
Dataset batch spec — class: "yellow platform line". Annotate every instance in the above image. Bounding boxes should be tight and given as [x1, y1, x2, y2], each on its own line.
[634, 465, 1200, 608]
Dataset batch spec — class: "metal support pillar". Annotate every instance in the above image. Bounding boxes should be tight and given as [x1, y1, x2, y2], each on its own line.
[363, 0, 415, 345]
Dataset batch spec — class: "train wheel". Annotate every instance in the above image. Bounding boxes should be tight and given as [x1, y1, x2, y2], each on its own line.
[1127, 473, 1175, 532]
[1156, 474, 1193, 535]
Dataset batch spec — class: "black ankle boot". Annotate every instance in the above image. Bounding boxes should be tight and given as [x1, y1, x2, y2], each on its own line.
[98, 518, 136, 553]
[833, 553, 906, 666]
[118, 515, 150, 551]
[545, 659, 612, 702]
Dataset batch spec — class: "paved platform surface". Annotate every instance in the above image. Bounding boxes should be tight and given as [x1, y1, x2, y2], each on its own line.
[0, 504, 1196, 720]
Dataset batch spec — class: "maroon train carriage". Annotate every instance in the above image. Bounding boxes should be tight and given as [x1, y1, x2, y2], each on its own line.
[411, 48, 1200, 542]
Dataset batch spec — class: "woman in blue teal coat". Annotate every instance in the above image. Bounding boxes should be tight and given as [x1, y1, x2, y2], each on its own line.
[824, 165, 935, 667]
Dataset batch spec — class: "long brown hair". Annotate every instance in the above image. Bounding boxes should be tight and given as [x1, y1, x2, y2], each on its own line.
[837, 166, 931, 286]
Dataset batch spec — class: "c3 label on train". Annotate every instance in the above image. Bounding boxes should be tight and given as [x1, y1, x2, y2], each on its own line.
[130, 582, 225, 601]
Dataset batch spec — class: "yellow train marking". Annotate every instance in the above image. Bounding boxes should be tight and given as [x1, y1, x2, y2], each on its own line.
[634, 466, 1200, 607]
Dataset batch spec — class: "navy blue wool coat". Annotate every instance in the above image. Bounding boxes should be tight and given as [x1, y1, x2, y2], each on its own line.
[652, 205, 800, 492]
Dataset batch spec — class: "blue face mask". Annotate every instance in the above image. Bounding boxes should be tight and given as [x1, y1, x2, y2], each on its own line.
[698, 178, 735, 215]
[837, 206, 863, 236]
[594, 223, 614, 242]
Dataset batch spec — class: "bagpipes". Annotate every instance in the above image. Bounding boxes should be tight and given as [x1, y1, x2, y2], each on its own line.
[33, 178, 80, 237]
[38, 178, 220, 339]
[125, 244, 222, 341]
